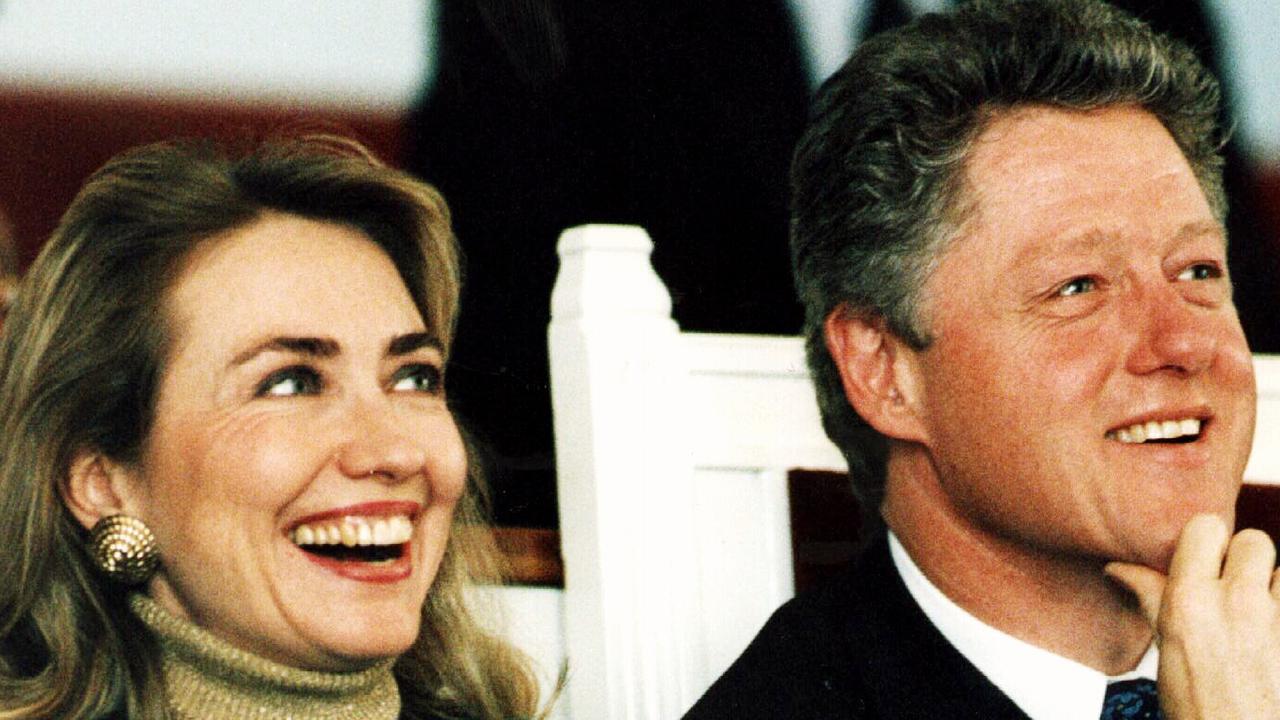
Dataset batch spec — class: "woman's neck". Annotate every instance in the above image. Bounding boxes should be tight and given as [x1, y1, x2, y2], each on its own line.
[129, 594, 401, 720]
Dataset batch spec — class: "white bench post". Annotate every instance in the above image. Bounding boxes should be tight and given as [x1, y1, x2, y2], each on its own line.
[549, 225, 703, 720]
[1246, 355, 1280, 484]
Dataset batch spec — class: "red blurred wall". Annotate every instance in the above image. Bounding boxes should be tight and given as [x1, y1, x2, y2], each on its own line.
[0, 87, 405, 268]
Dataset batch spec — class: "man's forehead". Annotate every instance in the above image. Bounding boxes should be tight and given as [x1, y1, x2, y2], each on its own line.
[966, 105, 1175, 177]
[954, 105, 1216, 249]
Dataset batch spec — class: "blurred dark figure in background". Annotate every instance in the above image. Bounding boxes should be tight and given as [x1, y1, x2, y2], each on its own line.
[409, 0, 1278, 528]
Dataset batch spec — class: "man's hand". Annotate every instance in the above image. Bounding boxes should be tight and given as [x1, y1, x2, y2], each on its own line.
[1106, 514, 1280, 719]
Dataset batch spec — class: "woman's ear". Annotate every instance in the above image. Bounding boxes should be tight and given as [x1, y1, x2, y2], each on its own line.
[824, 306, 929, 443]
[62, 450, 139, 531]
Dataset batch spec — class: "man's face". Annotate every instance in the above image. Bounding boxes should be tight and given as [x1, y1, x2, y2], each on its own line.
[908, 105, 1255, 572]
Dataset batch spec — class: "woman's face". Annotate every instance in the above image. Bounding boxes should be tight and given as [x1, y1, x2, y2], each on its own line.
[125, 212, 466, 671]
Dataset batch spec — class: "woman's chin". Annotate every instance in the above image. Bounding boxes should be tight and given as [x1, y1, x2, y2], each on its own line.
[278, 617, 422, 673]
[277, 592, 426, 671]
[265, 534, 435, 668]
[311, 642, 415, 673]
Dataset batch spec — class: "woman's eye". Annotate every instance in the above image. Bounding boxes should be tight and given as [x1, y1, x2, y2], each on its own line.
[1177, 263, 1221, 282]
[1056, 276, 1096, 297]
[256, 366, 322, 397]
[391, 364, 443, 394]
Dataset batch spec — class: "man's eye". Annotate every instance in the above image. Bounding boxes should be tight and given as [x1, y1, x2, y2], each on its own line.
[256, 367, 322, 397]
[391, 364, 443, 394]
[1056, 276, 1096, 297]
[1177, 263, 1221, 282]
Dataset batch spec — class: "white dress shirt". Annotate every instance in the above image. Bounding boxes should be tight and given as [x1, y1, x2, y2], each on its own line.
[888, 532, 1158, 720]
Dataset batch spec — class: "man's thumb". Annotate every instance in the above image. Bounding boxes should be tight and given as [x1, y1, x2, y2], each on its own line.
[1105, 561, 1167, 626]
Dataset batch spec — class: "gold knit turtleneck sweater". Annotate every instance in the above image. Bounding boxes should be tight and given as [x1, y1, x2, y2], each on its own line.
[129, 594, 401, 720]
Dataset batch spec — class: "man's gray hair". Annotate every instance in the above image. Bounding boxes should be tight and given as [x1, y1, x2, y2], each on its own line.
[790, 0, 1225, 517]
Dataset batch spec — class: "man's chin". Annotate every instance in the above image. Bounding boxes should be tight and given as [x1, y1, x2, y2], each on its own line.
[1124, 507, 1237, 575]
[1141, 542, 1178, 577]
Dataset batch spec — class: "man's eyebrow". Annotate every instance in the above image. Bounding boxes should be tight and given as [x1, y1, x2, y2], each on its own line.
[229, 337, 340, 367]
[1012, 228, 1111, 265]
[1172, 220, 1226, 245]
[1014, 220, 1226, 266]
[388, 332, 442, 356]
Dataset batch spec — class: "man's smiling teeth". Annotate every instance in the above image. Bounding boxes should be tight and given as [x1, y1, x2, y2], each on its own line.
[291, 515, 413, 547]
[1106, 418, 1201, 444]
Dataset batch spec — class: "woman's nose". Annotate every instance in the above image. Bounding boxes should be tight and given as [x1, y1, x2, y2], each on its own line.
[334, 399, 429, 483]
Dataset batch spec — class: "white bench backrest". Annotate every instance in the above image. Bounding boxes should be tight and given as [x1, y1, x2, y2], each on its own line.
[1249, 354, 1280, 483]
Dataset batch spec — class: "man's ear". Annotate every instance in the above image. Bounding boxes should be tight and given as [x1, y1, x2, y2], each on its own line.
[62, 450, 140, 531]
[824, 306, 929, 443]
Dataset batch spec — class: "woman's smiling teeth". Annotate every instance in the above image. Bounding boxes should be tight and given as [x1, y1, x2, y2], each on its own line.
[1106, 418, 1202, 444]
[290, 515, 414, 548]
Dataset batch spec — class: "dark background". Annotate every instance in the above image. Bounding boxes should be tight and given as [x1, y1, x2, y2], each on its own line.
[407, 0, 1280, 528]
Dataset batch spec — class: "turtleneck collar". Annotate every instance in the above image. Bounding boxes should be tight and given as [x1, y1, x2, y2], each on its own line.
[129, 593, 401, 720]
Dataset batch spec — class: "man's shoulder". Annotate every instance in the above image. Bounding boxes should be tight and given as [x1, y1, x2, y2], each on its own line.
[681, 536, 898, 720]
[682, 533, 1034, 720]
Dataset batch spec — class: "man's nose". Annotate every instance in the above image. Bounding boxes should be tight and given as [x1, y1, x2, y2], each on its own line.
[1123, 281, 1217, 378]
[334, 397, 428, 483]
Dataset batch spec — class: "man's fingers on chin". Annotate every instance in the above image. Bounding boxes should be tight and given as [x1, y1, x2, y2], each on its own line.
[1106, 561, 1166, 624]
[1222, 528, 1277, 587]
[1170, 514, 1231, 581]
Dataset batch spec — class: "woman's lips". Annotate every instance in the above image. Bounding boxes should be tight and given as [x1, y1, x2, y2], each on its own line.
[288, 500, 422, 527]
[286, 501, 421, 584]
[295, 543, 413, 584]
[291, 515, 413, 546]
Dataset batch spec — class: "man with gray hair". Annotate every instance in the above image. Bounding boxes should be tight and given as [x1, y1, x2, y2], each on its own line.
[685, 1, 1276, 717]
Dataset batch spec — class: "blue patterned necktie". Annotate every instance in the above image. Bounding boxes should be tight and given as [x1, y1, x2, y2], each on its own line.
[1101, 678, 1164, 719]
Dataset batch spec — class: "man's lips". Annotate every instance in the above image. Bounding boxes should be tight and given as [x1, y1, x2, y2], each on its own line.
[1105, 408, 1211, 444]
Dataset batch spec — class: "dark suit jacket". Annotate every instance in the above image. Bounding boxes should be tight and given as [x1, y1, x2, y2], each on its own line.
[682, 534, 1032, 719]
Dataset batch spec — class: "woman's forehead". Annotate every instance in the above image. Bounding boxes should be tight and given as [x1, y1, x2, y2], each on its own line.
[161, 215, 426, 358]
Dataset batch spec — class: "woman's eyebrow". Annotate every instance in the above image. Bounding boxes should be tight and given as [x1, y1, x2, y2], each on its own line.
[388, 331, 441, 357]
[229, 336, 341, 367]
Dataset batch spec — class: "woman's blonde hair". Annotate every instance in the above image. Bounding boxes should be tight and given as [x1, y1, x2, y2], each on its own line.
[0, 211, 17, 323]
[0, 136, 543, 719]
[0, 212, 16, 279]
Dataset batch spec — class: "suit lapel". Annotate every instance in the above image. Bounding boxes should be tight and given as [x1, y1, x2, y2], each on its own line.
[836, 535, 1034, 719]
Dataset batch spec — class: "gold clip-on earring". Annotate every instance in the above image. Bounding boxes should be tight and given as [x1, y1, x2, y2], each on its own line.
[89, 514, 159, 585]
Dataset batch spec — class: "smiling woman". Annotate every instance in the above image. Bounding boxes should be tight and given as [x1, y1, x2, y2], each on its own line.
[0, 137, 544, 719]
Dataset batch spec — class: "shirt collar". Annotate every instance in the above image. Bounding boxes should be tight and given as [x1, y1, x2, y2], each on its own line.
[888, 531, 1157, 720]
